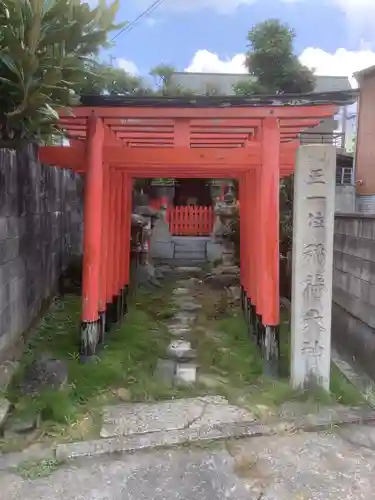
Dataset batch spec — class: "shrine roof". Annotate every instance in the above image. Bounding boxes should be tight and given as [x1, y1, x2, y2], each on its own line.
[79, 90, 358, 108]
[56, 90, 358, 149]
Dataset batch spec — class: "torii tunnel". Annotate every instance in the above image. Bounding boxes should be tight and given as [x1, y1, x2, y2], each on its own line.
[39, 92, 357, 370]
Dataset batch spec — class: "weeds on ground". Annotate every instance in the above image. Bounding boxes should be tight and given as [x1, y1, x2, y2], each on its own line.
[16, 458, 64, 479]
[195, 288, 364, 411]
[5, 284, 190, 444]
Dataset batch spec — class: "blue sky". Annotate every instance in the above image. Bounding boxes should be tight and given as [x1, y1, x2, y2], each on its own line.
[102, 0, 375, 82]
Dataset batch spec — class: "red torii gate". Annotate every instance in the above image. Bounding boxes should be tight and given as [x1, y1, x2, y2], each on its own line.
[39, 93, 353, 369]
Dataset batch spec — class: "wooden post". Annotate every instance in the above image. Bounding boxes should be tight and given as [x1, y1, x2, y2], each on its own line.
[241, 173, 251, 326]
[119, 171, 127, 317]
[123, 174, 132, 311]
[260, 117, 280, 375]
[246, 170, 257, 335]
[254, 166, 263, 344]
[81, 115, 104, 358]
[98, 164, 109, 342]
[113, 170, 121, 320]
[239, 175, 245, 311]
[114, 171, 124, 322]
[106, 168, 117, 329]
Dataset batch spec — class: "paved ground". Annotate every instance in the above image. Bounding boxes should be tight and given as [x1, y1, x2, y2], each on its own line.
[2, 424, 375, 499]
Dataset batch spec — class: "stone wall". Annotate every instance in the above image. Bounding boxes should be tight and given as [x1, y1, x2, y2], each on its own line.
[333, 213, 375, 378]
[335, 185, 355, 213]
[0, 144, 83, 360]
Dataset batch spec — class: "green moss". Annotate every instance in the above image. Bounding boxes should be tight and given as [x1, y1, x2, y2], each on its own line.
[16, 459, 64, 480]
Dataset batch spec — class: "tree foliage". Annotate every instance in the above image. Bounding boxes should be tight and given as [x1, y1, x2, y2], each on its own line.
[149, 64, 195, 96]
[232, 20, 313, 296]
[0, 0, 125, 143]
[77, 63, 152, 95]
[235, 19, 315, 96]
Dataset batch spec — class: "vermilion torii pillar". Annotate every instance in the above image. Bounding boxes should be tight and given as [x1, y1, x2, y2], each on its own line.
[99, 164, 110, 342]
[81, 116, 104, 358]
[260, 117, 280, 375]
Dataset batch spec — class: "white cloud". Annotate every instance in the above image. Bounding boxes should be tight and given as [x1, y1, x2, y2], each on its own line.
[184, 47, 375, 85]
[299, 47, 375, 84]
[185, 50, 247, 73]
[117, 58, 139, 75]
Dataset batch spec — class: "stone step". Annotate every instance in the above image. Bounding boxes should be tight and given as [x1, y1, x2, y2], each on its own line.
[167, 340, 197, 362]
[154, 258, 207, 268]
[167, 325, 192, 339]
[174, 363, 198, 385]
[172, 300, 202, 312]
[99, 396, 255, 439]
[171, 311, 197, 326]
[172, 287, 190, 297]
[175, 266, 204, 274]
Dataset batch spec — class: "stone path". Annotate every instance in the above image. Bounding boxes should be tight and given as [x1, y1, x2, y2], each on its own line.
[100, 396, 255, 439]
[3, 424, 375, 499]
[154, 270, 203, 386]
[3, 265, 375, 497]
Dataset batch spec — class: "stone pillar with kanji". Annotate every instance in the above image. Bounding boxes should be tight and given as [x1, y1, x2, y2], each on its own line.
[291, 144, 336, 390]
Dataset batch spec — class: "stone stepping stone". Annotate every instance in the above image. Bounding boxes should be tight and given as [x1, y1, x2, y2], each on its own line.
[174, 363, 198, 385]
[167, 325, 192, 338]
[167, 340, 197, 362]
[172, 311, 197, 325]
[172, 287, 190, 297]
[177, 278, 201, 288]
[154, 358, 176, 388]
[176, 267, 203, 276]
[173, 299, 202, 312]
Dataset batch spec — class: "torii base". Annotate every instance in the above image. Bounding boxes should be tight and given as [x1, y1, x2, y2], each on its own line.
[80, 319, 100, 361]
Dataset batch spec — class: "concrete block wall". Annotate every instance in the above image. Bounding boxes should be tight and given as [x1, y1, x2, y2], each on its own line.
[0, 144, 83, 360]
[335, 185, 355, 213]
[333, 213, 375, 378]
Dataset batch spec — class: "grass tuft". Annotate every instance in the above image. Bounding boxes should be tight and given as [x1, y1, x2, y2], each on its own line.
[5, 285, 190, 444]
[194, 286, 365, 410]
[16, 458, 64, 480]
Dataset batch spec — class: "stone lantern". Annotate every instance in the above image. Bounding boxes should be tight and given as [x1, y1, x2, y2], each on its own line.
[212, 182, 238, 268]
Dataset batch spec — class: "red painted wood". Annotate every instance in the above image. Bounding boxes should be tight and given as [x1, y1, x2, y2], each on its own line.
[166, 205, 214, 236]
[107, 168, 117, 303]
[238, 175, 248, 293]
[254, 168, 262, 315]
[99, 166, 109, 313]
[116, 172, 124, 295]
[64, 102, 339, 334]
[248, 171, 255, 305]
[123, 174, 132, 286]
[113, 170, 121, 298]
[261, 118, 280, 326]
[81, 116, 104, 323]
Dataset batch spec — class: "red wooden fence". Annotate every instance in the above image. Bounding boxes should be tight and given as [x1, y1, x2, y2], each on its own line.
[166, 205, 214, 236]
